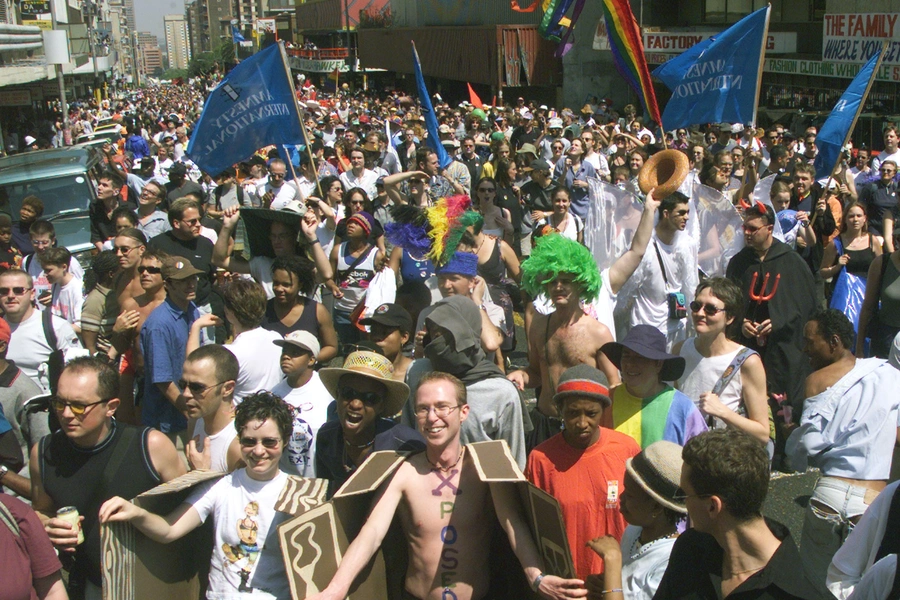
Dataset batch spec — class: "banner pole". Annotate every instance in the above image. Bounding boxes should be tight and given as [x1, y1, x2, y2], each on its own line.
[749, 4, 771, 131]
[278, 41, 325, 200]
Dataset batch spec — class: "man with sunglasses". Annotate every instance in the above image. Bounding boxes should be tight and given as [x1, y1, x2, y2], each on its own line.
[2, 269, 82, 394]
[182, 344, 242, 473]
[726, 203, 816, 459]
[30, 356, 185, 600]
[310, 370, 587, 600]
[316, 349, 424, 497]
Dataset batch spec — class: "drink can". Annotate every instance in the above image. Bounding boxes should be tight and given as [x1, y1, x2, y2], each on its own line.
[56, 506, 84, 545]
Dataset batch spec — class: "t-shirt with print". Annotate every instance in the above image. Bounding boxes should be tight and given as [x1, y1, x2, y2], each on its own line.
[50, 277, 84, 328]
[187, 469, 291, 599]
[7, 309, 83, 393]
[272, 372, 332, 478]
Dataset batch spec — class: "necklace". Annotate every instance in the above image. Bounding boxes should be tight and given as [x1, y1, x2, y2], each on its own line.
[344, 438, 375, 450]
[630, 532, 678, 559]
[427, 447, 465, 472]
[724, 565, 765, 578]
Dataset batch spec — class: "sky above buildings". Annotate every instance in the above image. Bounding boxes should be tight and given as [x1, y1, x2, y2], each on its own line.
[135, 0, 183, 43]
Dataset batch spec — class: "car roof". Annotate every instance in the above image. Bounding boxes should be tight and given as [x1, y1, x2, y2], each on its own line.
[0, 145, 103, 184]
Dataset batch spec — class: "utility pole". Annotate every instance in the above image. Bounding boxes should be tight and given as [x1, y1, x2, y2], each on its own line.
[47, 3, 70, 145]
[83, 0, 100, 100]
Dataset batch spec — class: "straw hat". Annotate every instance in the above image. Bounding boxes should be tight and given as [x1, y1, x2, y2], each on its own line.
[319, 351, 410, 416]
[638, 149, 690, 199]
[625, 440, 687, 514]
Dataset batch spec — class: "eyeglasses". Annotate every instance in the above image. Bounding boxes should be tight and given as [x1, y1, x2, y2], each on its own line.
[340, 385, 382, 407]
[140, 189, 160, 197]
[0, 286, 31, 296]
[881, 169, 896, 174]
[672, 492, 713, 502]
[742, 223, 768, 234]
[180, 218, 201, 226]
[415, 404, 462, 419]
[114, 245, 140, 255]
[689, 301, 726, 316]
[51, 397, 111, 416]
[137, 266, 162, 275]
[239, 437, 281, 449]
[178, 379, 227, 396]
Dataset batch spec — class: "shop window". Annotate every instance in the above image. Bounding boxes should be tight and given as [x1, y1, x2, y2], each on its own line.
[704, 0, 769, 23]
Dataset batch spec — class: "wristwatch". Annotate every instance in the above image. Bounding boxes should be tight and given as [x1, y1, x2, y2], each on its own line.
[0, 464, 9, 482]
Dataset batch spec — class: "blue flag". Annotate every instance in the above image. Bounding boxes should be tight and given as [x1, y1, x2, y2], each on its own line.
[652, 6, 769, 129]
[232, 24, 246, 44]
[187, 43, 303, 176]
[411, 42, 451, 169]
[813, 48, 884, 180]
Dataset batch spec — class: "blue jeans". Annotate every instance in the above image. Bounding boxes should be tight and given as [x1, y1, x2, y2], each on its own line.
[333, 308, 361, 351]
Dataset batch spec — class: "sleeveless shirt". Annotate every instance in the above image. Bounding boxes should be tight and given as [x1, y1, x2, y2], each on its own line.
[262, 297, 320, 338]
[40, 421, 161, 585]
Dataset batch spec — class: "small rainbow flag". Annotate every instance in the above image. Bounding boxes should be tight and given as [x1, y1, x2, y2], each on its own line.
[600, 0, 662, 128]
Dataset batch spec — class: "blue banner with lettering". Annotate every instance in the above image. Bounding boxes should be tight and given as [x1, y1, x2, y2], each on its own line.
[814, 48, 883, 180]
[652, 6, 768, 129]
[187, 43, 303, 176]
[412, 42, 451, 169]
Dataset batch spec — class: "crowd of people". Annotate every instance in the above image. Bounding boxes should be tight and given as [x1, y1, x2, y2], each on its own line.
[1, 75, 900, 600]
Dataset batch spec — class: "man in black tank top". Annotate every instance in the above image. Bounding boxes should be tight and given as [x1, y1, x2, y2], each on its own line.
[29, 357, 186, 596]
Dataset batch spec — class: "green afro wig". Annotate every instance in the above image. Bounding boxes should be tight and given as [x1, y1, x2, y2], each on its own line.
[521, 233, 602, 301]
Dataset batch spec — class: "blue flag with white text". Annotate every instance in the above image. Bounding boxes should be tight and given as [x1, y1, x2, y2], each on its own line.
[186, 43, 303, 176]
[652, 6, 769, 129]
[412, 42, 451, 169]
[232, 24, 246, 44]
[813, 48, 883, 180]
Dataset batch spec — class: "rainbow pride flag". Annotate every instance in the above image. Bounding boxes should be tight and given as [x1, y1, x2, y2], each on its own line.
[600, 0, 662, 128]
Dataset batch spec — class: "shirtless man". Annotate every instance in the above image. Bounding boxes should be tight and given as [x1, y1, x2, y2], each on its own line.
[112, 228, 148, 308]
[308, 371, 586, 600]
[508, 234, 620, 450]
[110, 249, 168, 423]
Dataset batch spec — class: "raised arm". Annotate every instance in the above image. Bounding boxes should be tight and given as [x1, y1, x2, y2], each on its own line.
[607, 189, 659, 294]
[213, 207, 250, 274]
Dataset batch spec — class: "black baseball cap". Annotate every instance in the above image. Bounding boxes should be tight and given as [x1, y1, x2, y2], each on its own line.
[359, 303, 413, 333]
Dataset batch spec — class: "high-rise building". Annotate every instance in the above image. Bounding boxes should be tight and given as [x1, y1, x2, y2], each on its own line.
[136, 31, 163, 77]
[163, 14, 191, 70]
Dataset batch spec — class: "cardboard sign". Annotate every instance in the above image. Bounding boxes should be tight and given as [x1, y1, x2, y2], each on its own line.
[278, 441, 575, 600]
[102, 471, 327, 600]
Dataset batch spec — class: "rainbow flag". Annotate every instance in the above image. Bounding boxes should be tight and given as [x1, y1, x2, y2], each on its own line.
[600, 0, 662, 128]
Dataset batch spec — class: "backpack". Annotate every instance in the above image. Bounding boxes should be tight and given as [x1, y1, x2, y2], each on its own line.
[40, 309, 64, 396]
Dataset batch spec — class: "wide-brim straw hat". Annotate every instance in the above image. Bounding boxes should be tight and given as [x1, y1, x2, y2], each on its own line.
[638, 149, 690, 198]
[625, 440, 687, 514]
[319, 351, 410, 417]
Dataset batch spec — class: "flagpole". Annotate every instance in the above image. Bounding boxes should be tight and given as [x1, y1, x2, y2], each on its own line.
[811, 42, 887, 228]
[277, 41, 325, 200]
[750, 5, 771, 131]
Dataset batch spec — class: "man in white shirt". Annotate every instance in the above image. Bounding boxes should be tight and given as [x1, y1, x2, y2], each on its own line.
[580, 128, 610, 181]
[339, 146, 380, 200]
[617, 191, 698, 349]
[258, 158, 303, 210]
[183, 344, 242, 473]
[1, 269, 83, 393]
[786, 309, 900, 585]
[871, 126, 900, 172]
[271, 331, 332, 477]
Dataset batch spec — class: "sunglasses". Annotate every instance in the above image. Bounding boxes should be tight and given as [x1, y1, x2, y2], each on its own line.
[137, 266, 162, 275]
[340, 385, 382, 407]
[114, 245, 139, 255]
[52, 397, 111, 416]
[0, 286, 31, 296]
[690, 301, 726, 316]
[477, 187, 496, 193]
[178, 379, 226, 395]
[239, 437, 281, 449]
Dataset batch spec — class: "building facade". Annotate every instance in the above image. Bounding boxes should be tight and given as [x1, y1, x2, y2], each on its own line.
[164, 14, 191, 70]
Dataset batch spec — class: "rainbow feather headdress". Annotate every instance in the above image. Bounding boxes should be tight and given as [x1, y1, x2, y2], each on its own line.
[384, 195, 482, 267]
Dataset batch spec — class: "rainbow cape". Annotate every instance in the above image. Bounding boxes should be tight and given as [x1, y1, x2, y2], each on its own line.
[600, 0, 662, 128]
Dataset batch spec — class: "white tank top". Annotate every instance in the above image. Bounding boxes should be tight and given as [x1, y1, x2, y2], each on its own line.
[678, 338, 745, 429]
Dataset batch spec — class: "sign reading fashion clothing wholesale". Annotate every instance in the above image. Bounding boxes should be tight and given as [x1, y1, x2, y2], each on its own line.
[765, 57, 900, 83]
[823, 13, 900, 65]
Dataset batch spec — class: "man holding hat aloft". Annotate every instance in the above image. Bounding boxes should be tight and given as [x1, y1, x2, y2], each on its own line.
[315, 349, 424, 497]
[600, 325, 707, 449]
[587, 440, 688, 600]
[526, 364, 640, 582]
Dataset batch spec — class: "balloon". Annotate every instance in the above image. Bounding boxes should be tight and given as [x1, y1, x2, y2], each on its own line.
[470, 108, 487, 122]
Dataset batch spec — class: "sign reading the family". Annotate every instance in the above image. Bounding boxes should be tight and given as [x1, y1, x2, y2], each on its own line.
[823, 13, 900, 65]
[186, 42, 304, 176]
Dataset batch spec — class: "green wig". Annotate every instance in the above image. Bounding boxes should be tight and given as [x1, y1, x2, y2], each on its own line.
[521, 233, 602, 301]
